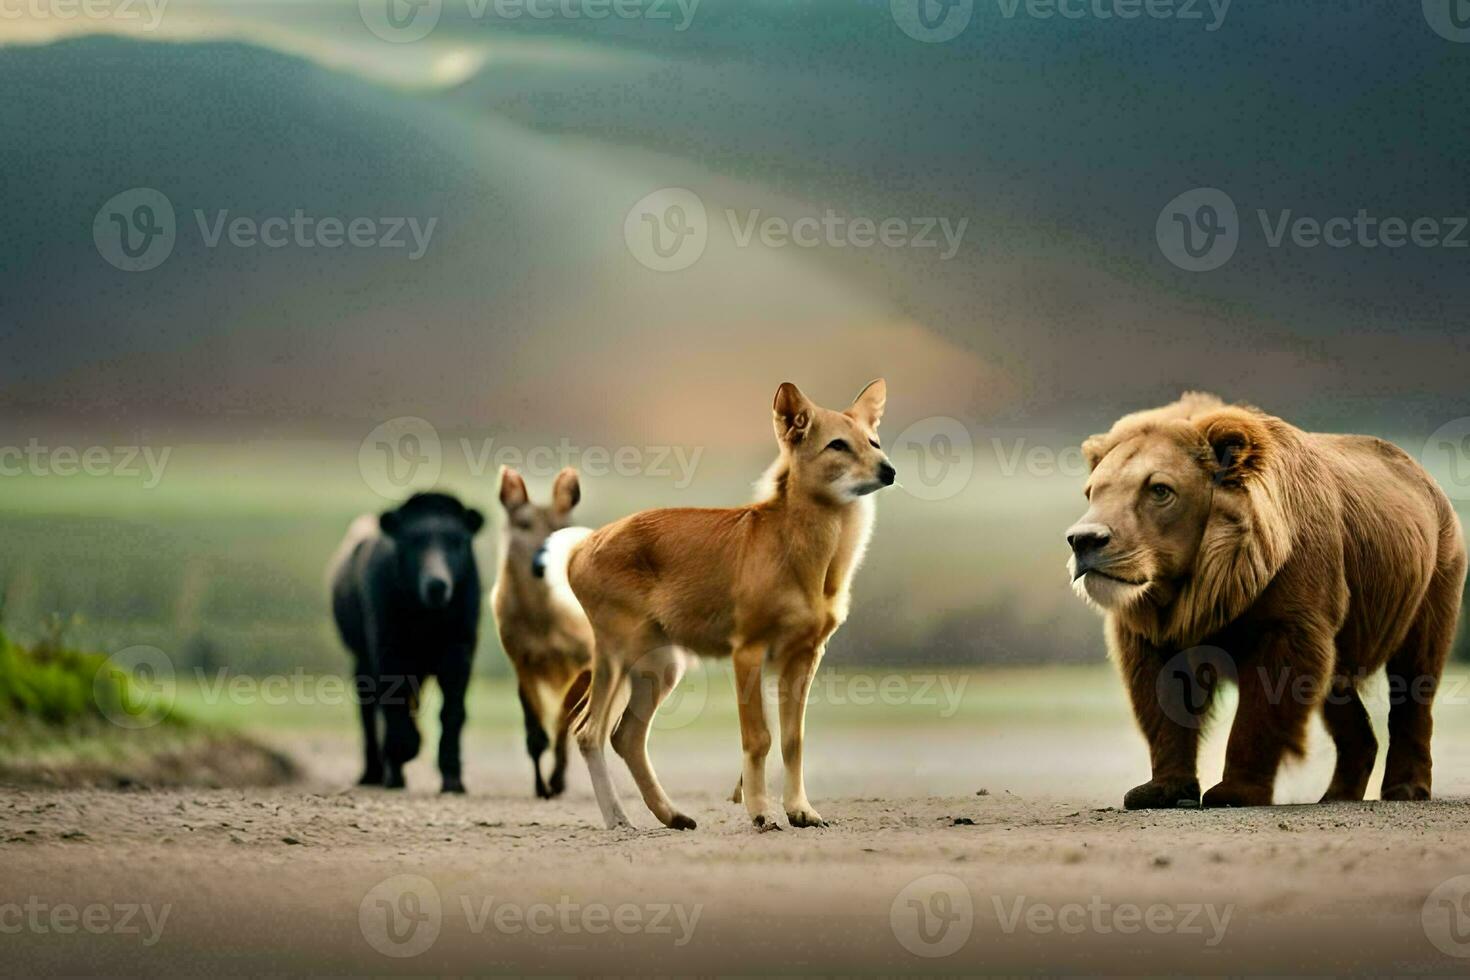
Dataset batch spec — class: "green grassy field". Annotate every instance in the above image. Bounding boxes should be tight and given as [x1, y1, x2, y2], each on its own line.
[3, 435, 1467, 686]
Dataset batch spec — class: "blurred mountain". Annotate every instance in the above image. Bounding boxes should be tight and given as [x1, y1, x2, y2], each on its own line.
[0, 34, 991, 447]
[4, 2, 1470, 440]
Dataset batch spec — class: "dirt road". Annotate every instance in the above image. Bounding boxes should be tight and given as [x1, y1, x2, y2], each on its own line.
[5, 716, 1470, 975]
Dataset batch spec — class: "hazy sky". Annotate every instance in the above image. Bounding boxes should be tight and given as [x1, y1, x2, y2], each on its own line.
[2, 0, 1467, 440]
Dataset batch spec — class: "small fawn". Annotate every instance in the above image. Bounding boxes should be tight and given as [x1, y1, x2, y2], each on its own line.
[490, 466, 593, 798]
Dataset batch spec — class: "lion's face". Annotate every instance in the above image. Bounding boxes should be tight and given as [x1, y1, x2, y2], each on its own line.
[1066, 426, 1214, 612]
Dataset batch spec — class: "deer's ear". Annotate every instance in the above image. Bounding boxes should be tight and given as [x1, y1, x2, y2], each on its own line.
[772, 382, 815, 444]
[845, 378, 887, 429]
[499, 466, 528, 509]
[552, 467, 581, 514]
[1195, 409, 1273, 487]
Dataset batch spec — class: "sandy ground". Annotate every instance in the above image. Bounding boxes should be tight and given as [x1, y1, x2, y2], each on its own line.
[5, 713, 1470, 976]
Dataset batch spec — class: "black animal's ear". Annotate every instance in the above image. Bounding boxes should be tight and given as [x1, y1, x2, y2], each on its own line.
[463, 508, 485, 536]
[773, 382, 815, 444]
[379, 509, 402, 538]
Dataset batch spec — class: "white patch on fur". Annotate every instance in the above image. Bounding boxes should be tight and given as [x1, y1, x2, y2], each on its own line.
[1067, 555, 1150, 613]
[325, 514, 379, 591]
[846, 494, 877, 572]
[752, 455, 787, 502]
[1075, 572, 1150, 612]
[541, 526, 595, 628]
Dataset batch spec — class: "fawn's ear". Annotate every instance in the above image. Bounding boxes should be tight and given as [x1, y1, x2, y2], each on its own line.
[845, 378, 887, 429]
[772, 382, 815, 444]
[552, 467, 581, 514]
[499, 466, 529, 509]
[1195, 408, 1273, 487]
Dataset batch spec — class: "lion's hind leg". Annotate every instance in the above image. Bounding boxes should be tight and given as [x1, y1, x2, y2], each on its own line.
[1319, 676, 1377, 802]
[1381, 551, 1463, 801]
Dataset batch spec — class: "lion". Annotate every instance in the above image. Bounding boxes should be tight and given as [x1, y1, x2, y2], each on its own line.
[1066, 393, 1465, 809]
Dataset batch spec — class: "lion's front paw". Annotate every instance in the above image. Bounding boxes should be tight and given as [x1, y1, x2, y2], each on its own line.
[1123, 778, 1201, 810]
[1202, 780, 1272, 808]
[1380, 782, 1431, 802]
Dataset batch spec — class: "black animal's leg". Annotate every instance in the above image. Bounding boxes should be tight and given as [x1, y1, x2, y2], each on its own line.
[438, 660, 471, 794]
[355, 672, 384, 786]
[380, 672, 422, 790]
[549, 669, 590, 798]
[519, 682, 551, 799]
[547, 695, 573, 797]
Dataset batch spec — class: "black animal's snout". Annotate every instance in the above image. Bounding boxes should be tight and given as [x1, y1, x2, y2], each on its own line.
[423, 577, 451, 607]
[531, 545, 548, 579]
[878, 461, 897, 486]
[1067, 526, 1111, 557]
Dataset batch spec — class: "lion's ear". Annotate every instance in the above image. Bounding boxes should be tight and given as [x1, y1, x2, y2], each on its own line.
[1196, 409, 1272, 486]
[1081, 434, 1110, 472]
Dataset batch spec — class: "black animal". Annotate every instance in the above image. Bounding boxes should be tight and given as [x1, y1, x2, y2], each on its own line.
[329, 492, 485, 792]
